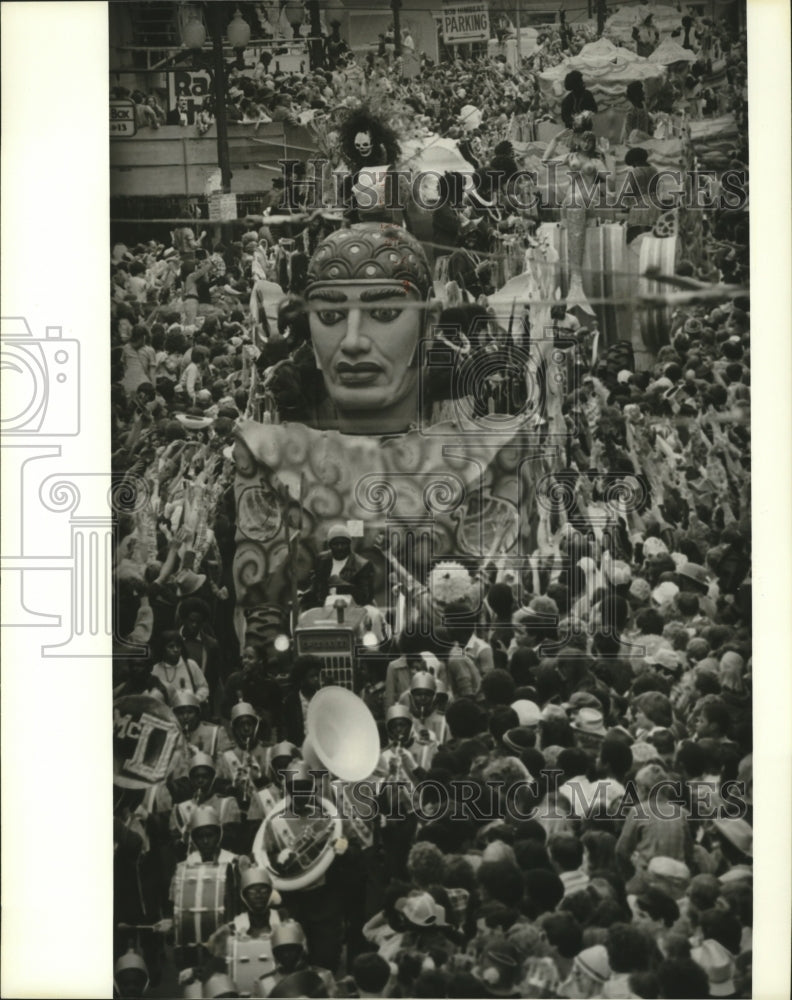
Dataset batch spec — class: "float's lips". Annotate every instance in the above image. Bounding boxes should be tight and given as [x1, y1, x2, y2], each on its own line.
[335, 362, 382, 384]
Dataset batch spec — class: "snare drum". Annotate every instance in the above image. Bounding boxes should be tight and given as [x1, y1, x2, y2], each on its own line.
[173, 862, 231, 948]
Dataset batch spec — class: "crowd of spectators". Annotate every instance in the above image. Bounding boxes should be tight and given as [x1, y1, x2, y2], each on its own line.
[111, 11, 752, 1000]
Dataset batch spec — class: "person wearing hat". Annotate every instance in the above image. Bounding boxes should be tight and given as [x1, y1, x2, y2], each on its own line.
[385, 632, 442, 712]
[168, 752, 241, 857]
[393, 890, 460, 966]
[266, 764, 347, 974]
[304, 523, 375, 610]
[399, 673, 447, 758]
[474, 940, 524, 998]
[691, 937, 738, 998]
[559, 943, 611, 998]
[113, 948, 150, 999]
[171, 688, 221, 761]
[158, 804, 241, 961]
[569, 705, 609, 752]
[255, 916, 338, 996]
[180, 804, 238, 867]
[204, 864, 282, 995]
[217, 702, 271, 844]
[709, 818, 753, 881]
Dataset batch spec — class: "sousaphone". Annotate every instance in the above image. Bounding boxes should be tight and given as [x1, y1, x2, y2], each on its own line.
[252, 687, 381, 890]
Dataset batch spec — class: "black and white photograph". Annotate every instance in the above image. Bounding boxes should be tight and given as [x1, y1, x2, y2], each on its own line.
[1, 2, 790, 998]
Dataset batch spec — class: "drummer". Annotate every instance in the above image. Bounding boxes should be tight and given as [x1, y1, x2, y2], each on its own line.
[254, 919, 337, 999]
[204, 866, 281, 996]
[184, 805, 239, 867]
[164, 806, 241, 972]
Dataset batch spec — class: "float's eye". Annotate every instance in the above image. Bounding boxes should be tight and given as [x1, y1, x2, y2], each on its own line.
[369, 307, 403, 323]
[316, 309, 345, 326]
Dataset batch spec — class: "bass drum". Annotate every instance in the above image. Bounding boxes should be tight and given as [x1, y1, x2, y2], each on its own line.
[251, 797, 342, 892]
[173, 861, 232, 948]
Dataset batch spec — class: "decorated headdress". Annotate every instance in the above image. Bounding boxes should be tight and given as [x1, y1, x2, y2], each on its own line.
[305, 226, 432, 300]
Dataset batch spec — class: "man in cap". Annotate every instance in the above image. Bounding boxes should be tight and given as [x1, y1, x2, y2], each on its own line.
[304, 522, 375, 610]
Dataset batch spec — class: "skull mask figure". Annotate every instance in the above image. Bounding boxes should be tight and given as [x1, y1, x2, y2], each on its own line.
[354, 130, 374, 158]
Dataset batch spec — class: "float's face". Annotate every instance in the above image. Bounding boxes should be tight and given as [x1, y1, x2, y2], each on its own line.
[309, 281, 422, 416]
[354, 130, 373, 157]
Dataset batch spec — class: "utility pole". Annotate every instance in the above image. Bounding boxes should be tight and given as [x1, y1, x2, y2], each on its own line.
[597, 0, 607, 36]
[307, 0, 324, 69]
[392, 0, 402, 56]
[515, 0, 521, 58]
[207, 3, 232, 192]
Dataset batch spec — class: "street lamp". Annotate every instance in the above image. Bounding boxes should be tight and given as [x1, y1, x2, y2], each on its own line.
[181, 4, 252, 193]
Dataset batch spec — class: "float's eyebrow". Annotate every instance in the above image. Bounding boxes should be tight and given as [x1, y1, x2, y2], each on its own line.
[306, 286, 410, 304]
[306, 288, 347, 302]
[360, 287, 409, 302]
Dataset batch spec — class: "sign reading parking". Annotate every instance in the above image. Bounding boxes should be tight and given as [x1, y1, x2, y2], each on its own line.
[442, 2, 491, 44]
[110, 99, 136, 137]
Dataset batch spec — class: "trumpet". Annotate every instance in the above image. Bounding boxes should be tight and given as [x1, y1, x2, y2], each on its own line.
[234, 741, 261, 810]
[411, 726, 439, 772]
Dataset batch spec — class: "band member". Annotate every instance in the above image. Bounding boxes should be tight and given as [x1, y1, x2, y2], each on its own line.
[218, 703, 271, 805]
[266, 763, 347, 973]
[378, 705, 421, 785]
[173, 690, 221, 756]
[405, 673, 448, 756]
[184, 805, 239, 866]
[113, 949, 150, 999]
[205, 865, 282, 997]
[254, 919, 337, 998]
[169, 753, 241, 858]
